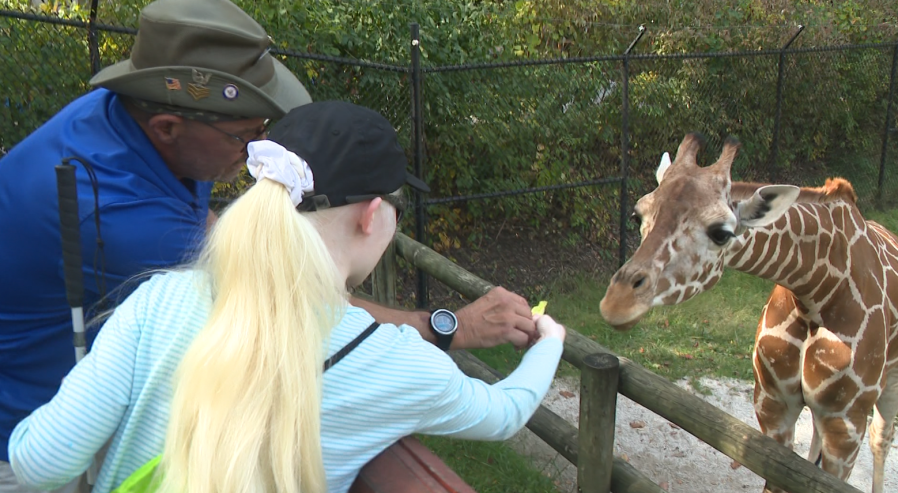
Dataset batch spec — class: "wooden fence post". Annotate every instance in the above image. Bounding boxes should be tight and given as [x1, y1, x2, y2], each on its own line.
[449, 350, 665, 493]
[578, 353, 620, 493]
[370, 241, 397, 305]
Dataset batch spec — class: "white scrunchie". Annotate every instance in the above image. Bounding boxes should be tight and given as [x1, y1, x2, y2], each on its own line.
[246, 140, 315, 207]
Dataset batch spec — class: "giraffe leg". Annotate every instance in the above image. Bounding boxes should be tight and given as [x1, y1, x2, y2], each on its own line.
[808, 427, 822, 465]
[754, 348, 804, 493]
[753, 303, 806, 493]
[802, 340, 874, 490]
[755, 391, 804, 493]
[812, 411, 865, 487]
[868, 366, 898, 493]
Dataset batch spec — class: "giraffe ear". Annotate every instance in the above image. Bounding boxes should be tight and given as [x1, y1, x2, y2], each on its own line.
[735, 185, 800, 228]
[656, 152, 672, 184]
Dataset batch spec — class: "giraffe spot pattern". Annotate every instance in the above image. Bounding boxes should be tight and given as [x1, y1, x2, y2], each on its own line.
[758, 334, 802, 382]
[813, 373, 860, 413]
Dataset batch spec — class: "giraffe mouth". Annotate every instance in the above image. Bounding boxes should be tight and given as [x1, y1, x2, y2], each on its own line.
[607, 317, 642, 332]
[600, 289, 650, 331]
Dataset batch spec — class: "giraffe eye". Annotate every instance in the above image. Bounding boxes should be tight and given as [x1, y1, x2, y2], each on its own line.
[707, 225, 735, 246]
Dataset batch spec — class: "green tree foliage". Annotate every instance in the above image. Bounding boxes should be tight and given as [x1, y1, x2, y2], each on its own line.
[1, 0, 896, 246]
[0, 1, 93, 150]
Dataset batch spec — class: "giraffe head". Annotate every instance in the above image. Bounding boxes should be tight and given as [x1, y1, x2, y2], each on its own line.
[600, 133, 800, 330]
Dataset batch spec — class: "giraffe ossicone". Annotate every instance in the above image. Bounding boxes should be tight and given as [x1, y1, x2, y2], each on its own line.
[601, 133, 898, 493]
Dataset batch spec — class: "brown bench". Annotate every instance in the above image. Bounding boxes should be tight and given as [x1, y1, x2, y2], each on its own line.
[349, 437, 477, 493]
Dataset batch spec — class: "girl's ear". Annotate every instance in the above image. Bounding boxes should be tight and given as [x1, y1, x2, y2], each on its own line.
[359, 197, 384, 235]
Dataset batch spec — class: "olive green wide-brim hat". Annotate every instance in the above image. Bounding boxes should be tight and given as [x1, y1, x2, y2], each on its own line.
[90, 0, 311, 120]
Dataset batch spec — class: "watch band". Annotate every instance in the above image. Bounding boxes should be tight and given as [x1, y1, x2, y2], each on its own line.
[434, 328, 454, 351]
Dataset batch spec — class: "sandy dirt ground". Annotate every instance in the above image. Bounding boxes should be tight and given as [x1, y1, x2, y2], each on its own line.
[508, 376, 898, 493]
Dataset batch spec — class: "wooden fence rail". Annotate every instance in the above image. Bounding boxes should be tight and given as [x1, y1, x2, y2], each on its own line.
[450, 350, 664, 493]
[393, 232, 862, 493]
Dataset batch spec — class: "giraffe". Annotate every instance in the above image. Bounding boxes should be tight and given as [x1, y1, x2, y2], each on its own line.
[599, 133, 898, 493]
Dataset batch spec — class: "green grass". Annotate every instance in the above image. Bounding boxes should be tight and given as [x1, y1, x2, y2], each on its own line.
[416, 437, 562, 492]
[467, 269, 774, 386]
[554, 271, 773, 385]
[425, 205, 898, 491]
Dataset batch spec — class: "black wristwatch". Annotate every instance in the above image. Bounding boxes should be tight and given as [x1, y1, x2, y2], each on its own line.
[429, 308, 458, 351]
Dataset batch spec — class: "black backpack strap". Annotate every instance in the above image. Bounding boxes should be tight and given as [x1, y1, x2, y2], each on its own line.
[323, 321, 380, 372]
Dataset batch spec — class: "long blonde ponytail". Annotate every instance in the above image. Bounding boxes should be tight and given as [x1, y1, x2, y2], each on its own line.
[157, 178, 345, 493]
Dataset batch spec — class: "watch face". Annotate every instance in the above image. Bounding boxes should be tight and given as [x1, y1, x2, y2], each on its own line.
[431, 309, 457, 335]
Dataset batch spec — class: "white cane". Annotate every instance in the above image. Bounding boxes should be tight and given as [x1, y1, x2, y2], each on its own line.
[55, 161, 98, 487]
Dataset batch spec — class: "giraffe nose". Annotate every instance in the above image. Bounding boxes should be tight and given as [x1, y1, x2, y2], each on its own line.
[613, 267, 651, 292]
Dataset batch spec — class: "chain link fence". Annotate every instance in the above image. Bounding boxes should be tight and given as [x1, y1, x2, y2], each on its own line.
[411, 34, 898, 303]
[1, 8, 897, 306]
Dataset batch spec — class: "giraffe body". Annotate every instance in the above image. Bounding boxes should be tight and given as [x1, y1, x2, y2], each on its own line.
[600, 134, 898, 493]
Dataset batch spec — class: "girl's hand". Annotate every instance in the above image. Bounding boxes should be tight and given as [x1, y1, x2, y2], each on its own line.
[533, 314, 566, 343]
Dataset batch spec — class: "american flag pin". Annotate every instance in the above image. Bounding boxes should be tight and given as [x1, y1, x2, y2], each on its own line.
[164, 77, 181, 90]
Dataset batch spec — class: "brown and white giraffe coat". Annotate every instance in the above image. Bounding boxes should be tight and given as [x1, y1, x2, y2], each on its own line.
[600, 134, 898, 493]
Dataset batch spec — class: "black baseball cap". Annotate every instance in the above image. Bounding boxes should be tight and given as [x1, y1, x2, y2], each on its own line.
[267, 101, 430, 211]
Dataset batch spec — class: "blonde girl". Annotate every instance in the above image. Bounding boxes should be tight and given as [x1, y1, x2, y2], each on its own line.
[9, 101, 566, 493]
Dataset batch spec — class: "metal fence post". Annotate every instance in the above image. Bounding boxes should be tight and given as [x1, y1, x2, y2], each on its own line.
[409, 22, 428, 308]
[618, 26, 645, 268]
[88, 0, 100, 75]
[578, 353, 620, 493]
[768, 25, 804, 175]
[877, 42, 898, 209]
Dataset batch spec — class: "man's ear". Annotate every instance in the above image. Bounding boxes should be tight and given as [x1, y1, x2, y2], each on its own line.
[359, 197, 384, 235]
[145, 114, 185, 144]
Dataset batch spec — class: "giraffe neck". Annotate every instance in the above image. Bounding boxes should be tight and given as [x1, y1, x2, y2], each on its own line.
[724, 200, 862, 303]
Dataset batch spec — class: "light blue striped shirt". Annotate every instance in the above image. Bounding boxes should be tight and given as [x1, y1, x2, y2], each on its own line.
[9, 271, 563, 493]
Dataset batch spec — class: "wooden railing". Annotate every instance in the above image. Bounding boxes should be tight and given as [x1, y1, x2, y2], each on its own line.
[381, 233, 863, 493]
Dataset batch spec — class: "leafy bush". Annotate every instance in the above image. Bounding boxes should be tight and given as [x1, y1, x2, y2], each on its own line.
[1, 0, 896, 244]
[0, 1, 93, 152]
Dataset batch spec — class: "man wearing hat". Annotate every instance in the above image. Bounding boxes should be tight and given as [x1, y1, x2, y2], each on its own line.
[0, 0, 308, 491]
[0, 0, 537, 490]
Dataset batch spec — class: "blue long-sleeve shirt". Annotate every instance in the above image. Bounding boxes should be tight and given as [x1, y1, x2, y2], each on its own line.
[0, 89, 211, 462]
[9, 270, 563, 493]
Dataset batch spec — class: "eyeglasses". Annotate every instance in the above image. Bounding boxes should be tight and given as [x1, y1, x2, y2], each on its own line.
[346, 191, 408, 224]
[381, 192, 408, 223]
[196, 119, 271, 150]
